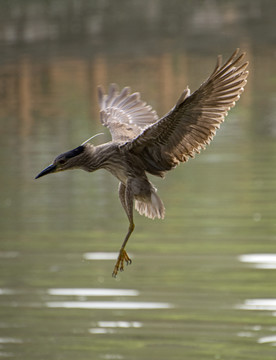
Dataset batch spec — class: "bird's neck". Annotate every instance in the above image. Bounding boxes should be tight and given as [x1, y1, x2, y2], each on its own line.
[84, 143, 130, 183]
[83, 143, 118, 172]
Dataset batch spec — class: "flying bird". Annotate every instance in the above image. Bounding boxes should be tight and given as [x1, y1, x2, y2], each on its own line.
[36, 49, 249, 277]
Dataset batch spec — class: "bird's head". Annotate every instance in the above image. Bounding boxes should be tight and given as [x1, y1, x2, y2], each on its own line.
[35, 133, 105, 179]
[35, 143, 96, 179]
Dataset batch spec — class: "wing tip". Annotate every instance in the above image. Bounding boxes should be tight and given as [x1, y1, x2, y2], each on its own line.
[176, 86, 191, 107]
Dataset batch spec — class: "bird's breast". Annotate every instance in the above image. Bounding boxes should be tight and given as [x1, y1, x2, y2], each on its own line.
[105, 163, 129, 184]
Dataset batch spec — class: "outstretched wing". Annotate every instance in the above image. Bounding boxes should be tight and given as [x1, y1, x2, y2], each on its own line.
[98, 84, 159, 142]
[123, 49, 249, 174]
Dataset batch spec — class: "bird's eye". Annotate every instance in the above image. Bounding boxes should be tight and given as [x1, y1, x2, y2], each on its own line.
[59, 159, 66, 165]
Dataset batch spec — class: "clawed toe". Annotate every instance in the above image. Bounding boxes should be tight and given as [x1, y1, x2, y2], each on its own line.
[112, 250, 132, 277]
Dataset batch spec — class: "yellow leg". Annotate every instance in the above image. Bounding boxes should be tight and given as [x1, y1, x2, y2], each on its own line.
[112, 248, 132, 277]
[112, 182, 135, 277]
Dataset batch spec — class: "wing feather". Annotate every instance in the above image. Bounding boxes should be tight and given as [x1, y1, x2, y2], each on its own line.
[123, 49, 249, 174]
[98, 83, 159, 142]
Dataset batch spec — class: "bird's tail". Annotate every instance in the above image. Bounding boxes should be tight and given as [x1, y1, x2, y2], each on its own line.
[135, 189, 165, 220]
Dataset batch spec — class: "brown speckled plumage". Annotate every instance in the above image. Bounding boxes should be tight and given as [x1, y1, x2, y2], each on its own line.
[36, 49, 249, 277]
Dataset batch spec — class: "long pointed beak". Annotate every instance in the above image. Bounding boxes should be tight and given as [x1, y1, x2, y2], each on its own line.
[35, 164, 57, 179]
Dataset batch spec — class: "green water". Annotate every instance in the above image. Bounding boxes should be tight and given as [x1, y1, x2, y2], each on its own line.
[1, 1, 276, 359]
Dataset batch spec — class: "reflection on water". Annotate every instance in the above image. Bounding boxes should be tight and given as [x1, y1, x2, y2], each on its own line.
[1, 286, 171, 309]
[239, 254, 276, 269]
[258, 336, 276, 345]
[237, 327, 276, 347]
[1, 1, 276, 359]
[0, 338, 22, 358]
[0, 289, 21, 295]
[236, 254, 276, 349]
[0, 338, 23, 344]
[97, 321, 142, 328]
[83, 252, 122, 260]
[237, 299, 276, 312]
[89, 328, 115, 334]
[45, 286, 170, 309]
[90, 321, 142, 335]
[47, 288, 139, 296]
[46, 301, 172, 310]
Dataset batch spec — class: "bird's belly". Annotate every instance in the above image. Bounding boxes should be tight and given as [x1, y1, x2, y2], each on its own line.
[115, 170, 128, 184]
[107, 166, 128, 184]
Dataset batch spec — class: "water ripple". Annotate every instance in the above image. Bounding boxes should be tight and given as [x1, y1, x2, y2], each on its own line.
[239, 254, 276, 269]
[236, 299, 276, 311]
[47, 288, 139, 296]
[46, 301, 172, 310]
[83, 252, 121, 260]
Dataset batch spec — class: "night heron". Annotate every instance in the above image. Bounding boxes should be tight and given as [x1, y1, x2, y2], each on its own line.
[36, 49, 249, 277]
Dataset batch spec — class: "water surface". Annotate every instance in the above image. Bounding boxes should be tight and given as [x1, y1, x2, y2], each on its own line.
[0, 1, 276, 359]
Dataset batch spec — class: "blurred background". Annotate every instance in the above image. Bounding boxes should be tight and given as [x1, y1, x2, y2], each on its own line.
[0, 1, 276, 359]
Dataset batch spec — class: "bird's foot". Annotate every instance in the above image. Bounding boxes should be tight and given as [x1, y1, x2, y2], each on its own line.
[112, 250, 132, 277]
